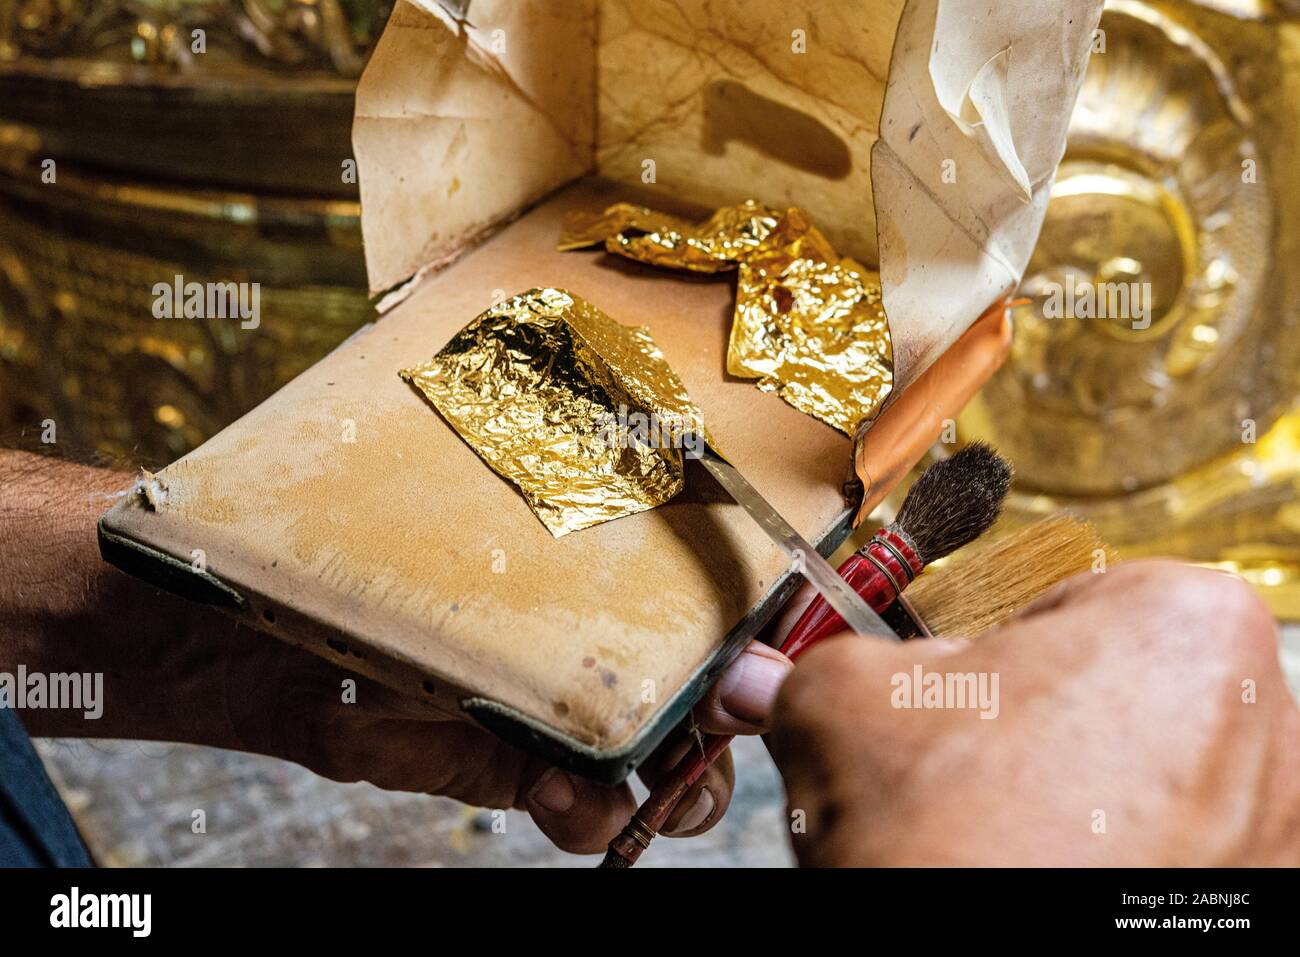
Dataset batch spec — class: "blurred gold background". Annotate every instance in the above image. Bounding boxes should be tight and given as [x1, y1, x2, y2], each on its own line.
[953, 0, 1300, 618]
[1, 0, 1297, 615]
[0, 0, 386, 461]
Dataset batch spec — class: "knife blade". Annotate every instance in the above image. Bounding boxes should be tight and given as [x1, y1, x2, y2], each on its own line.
[696, 446, 898, 641]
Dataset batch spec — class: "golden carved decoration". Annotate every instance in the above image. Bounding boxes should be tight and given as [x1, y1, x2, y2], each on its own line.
[0, 1, 391, 75]
[0, 136, 371, 462]
[0, 2, 385, 462]
[874, 0, 1300, 616]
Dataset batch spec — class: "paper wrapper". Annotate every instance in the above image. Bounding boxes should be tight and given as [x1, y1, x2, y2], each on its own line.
[400, 288, 709, 537]
[356, 0, 1103, 397]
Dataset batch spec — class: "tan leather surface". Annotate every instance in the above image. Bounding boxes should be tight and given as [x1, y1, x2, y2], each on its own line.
[102, 178, 1007, 752]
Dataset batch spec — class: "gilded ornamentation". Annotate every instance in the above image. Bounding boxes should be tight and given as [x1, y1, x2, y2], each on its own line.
[933, 0, 1300, 615]
[0, 0, 390, 75]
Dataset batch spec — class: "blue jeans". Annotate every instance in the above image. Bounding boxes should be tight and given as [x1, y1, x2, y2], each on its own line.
[0, 707, 92, 867]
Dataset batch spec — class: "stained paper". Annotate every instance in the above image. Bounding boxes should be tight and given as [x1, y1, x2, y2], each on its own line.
[357, 0, 1105, 397]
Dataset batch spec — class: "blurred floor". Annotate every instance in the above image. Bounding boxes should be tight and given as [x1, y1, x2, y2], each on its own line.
[35, 626, 1300, 868]
[36, 734, 792, 868]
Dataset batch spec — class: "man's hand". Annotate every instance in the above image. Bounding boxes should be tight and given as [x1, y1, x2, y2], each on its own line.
[0, 449, 791, 854]
[769, 560, 1300, 866]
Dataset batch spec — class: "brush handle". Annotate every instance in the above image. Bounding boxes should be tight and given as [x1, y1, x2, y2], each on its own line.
[602, 531, 919, 868]
[782, 529, 922, 657]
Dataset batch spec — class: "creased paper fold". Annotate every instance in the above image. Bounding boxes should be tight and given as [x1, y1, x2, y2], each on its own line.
[356, 0, 1103, 392]
[932, 46, 1032, 202]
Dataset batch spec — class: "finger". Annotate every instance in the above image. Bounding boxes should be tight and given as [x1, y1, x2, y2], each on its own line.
[522, 766, 638, 855]
[768, 634, 973, 851]
[758, 580, 818, 648]
[695, 639, 793, 735]
[635, 730, 735, 838]
[663, 747, 733, 837]
[770, 632, 975, 767]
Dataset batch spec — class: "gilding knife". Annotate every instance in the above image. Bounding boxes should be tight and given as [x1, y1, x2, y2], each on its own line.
[695, 445, 898, 641]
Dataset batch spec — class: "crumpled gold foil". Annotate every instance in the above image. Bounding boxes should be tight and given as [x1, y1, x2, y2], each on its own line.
[559, 200, 781, 273]
[400, 288, 709, 537]
[559, 201, 893, 434]
[729, 210, 893, 434]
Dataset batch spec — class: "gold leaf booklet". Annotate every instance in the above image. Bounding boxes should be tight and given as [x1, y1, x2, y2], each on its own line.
[101, 0, 1105, 781]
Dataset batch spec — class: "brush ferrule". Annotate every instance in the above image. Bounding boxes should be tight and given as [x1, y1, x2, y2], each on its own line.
[874, 535, 916, 583]
[875, 527, 923, 577]
[855, 528, 923, 607]
[780, 528, 927, 660]
[861, 548, 906, 602]
[624, 816, 657, 849]
[832, 529, 920, 612]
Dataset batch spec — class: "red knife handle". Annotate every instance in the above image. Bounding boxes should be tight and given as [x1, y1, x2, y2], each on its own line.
[780, 528, 921, 659]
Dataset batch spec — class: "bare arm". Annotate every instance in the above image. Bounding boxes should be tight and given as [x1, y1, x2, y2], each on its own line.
[0, 448, 241, 746]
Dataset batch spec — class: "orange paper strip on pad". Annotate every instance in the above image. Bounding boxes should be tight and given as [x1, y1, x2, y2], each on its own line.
[851, 299, 1014, 528]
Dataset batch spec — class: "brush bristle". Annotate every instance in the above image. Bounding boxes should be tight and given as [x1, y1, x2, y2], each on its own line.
[600, 848, 633, 868]
[892, 443, 1013, 564]
[907, 516, 1115, 638]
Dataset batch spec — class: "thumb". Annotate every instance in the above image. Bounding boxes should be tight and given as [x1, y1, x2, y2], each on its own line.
[522, 766, 637, 855]
[694, 640, 794, 735]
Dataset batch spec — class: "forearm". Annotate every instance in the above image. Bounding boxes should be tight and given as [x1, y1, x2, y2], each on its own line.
[0, 449, 241, 747]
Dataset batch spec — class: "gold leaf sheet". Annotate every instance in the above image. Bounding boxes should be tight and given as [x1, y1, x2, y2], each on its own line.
[400, 288, 707, 537]
[559, 202, 893, 434]
[730, 210, 892, 435]
[558, 200, 781, 273]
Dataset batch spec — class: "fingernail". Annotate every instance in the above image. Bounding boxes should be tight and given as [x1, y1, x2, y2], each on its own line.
[927, 636, 968, 655]
[666, 788, 715, 835]
[528, 768, 576, 813]
[718, 648, 792, 724]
